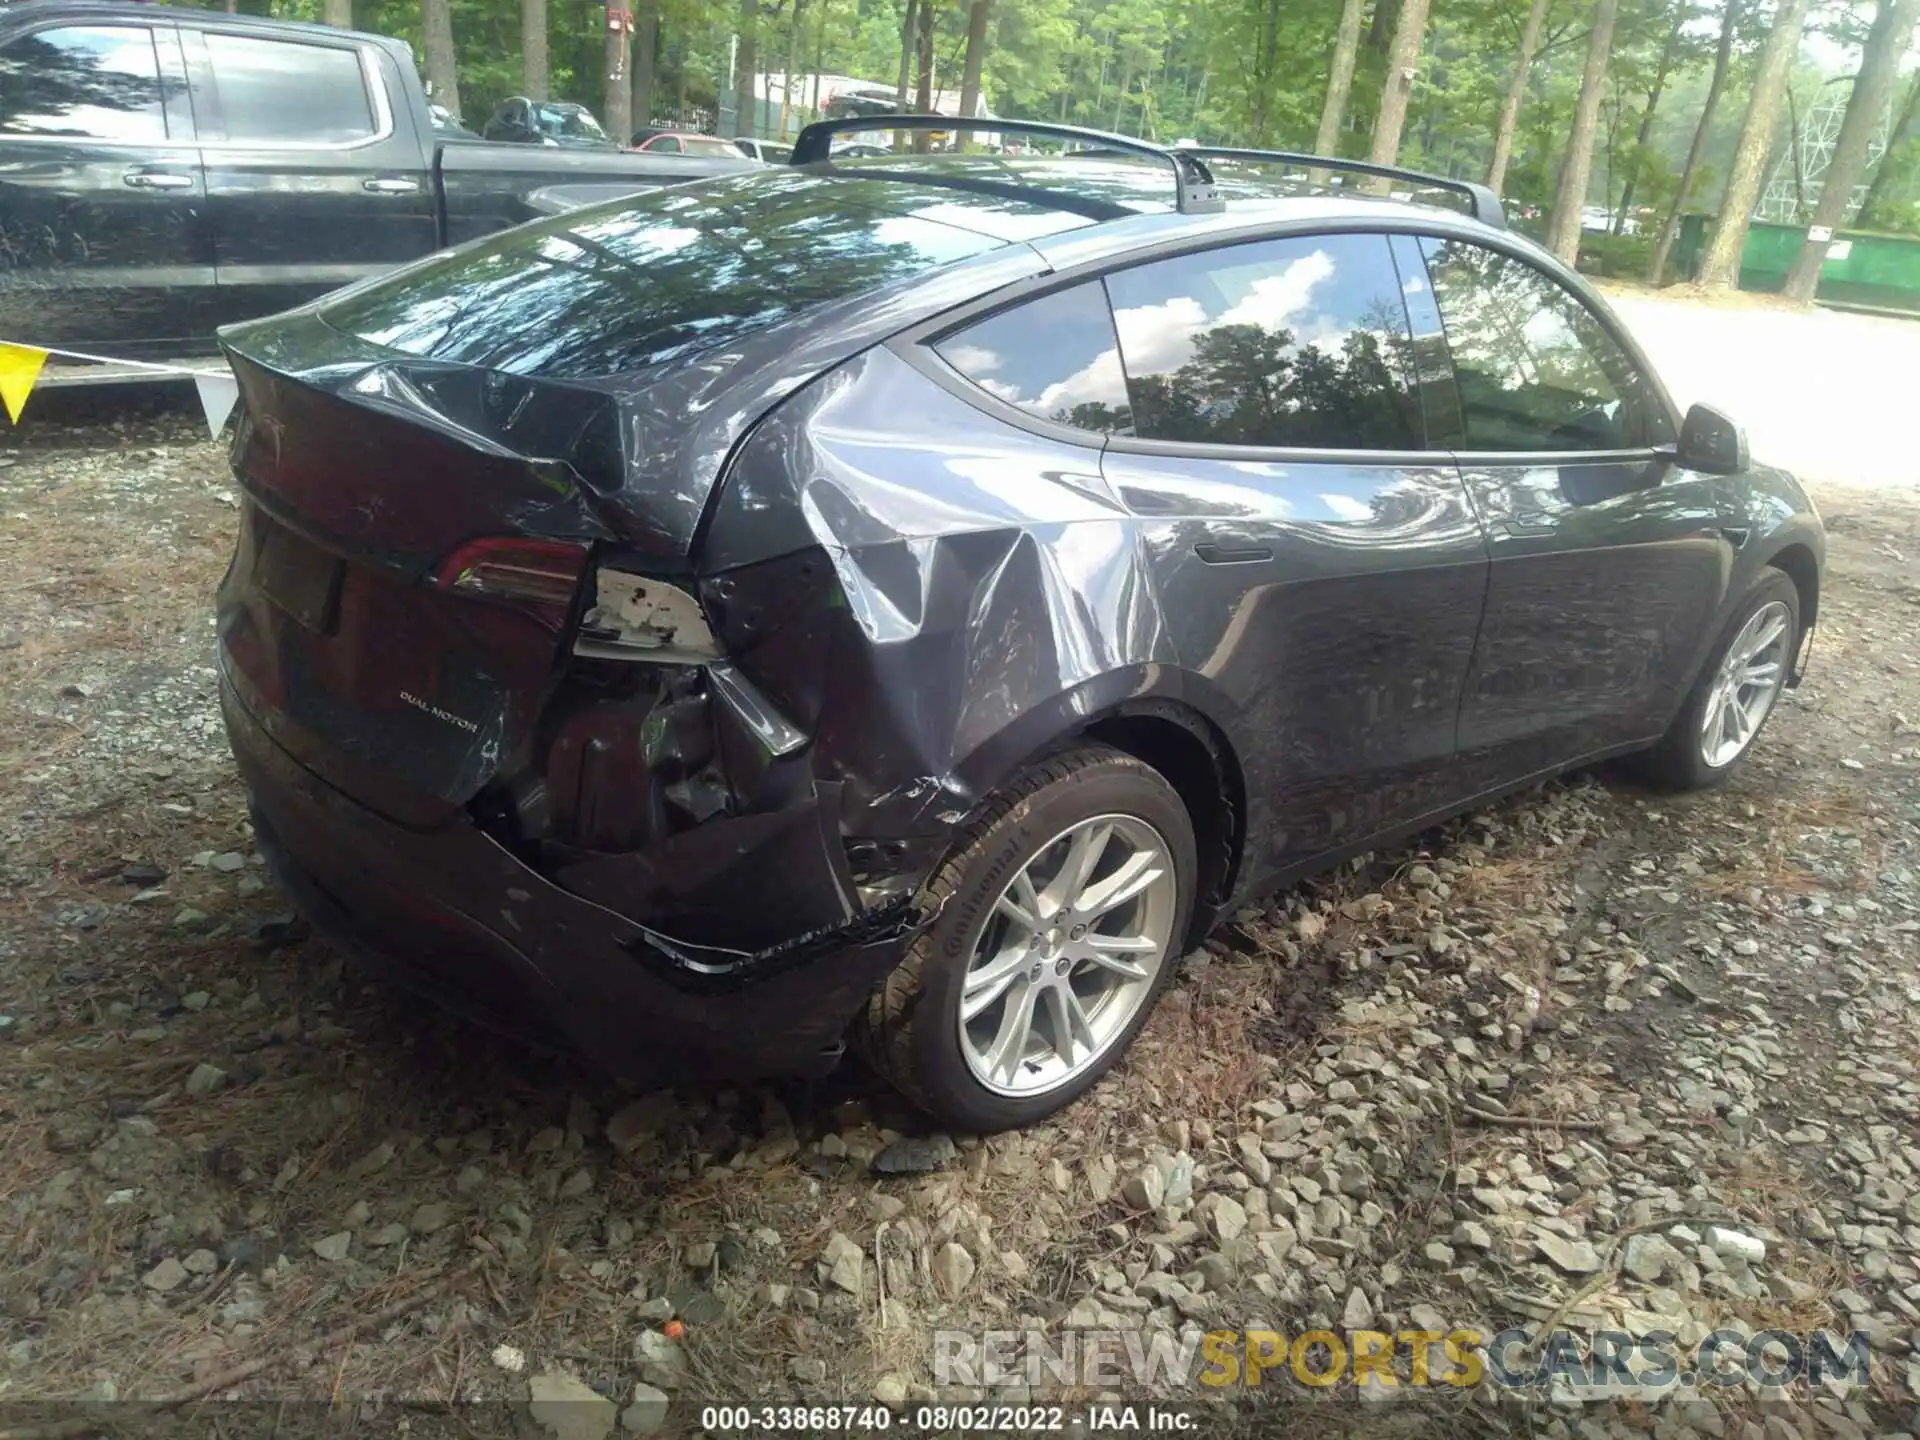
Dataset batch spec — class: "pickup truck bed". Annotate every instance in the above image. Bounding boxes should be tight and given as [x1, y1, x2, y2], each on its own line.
[0, 0, 756, 359]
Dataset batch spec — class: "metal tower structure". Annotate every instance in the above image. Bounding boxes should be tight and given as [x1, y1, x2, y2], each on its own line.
[1756, 74, 1897, 224]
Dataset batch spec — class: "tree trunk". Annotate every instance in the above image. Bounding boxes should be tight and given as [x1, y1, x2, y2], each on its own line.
[1860, 69, 1920, 225]
[323, 0, 352, 28]
[521, 0, 547, 101]
[419, 0, 460, 119]
[736, 0, 758, 138]
[812, 0, 828, 120]
[1649, 0, 1738, 283]
[778, 0, 806, 138]
[1613, 4, 1682, 231]
[913, 0, 934, 151]
[1545, 0, 1619, 262]
[1313, 0, 1367, 159]
[1781, 0, 1918, 299]
[957, 0, 991, 149]
[630, 0, 657, 132]
[1368, 0, 1399, 53]
[1698, 0, 1813, 289]
[1255, 0, 1282, 140]
[895, 0, 917, 147]
[603, 5, 631, 144]
[1367, 0, 1431, 169]
[1485, 0, 1550, 194]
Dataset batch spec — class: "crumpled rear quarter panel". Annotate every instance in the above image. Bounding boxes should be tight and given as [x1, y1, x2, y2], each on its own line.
[699, 347, 1179, 844]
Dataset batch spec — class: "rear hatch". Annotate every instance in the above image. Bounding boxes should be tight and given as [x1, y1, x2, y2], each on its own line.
[217, 168, 1032, 826]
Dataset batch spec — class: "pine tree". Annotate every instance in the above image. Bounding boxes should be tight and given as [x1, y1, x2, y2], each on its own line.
[1546, 0, 1620, 262]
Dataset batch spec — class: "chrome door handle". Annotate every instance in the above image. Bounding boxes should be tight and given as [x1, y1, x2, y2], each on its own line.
[1501, 521, 1558, 538]
[362, 177, 422, 194]
[124, 169, 194, 190]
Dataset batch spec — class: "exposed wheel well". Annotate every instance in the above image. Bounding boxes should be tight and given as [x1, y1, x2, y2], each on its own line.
[1768, 544, 1820, 634]
[1080, 705, 1243, 939]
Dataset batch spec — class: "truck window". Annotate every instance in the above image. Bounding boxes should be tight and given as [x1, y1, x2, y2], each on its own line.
[0, 25, 167, 142]
[204, 33, 375, 144]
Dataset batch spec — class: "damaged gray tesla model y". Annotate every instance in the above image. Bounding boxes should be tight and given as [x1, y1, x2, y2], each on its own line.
[216, 118, 1823, 1130]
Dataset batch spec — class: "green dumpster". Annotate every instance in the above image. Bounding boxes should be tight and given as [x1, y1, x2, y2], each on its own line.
[1669, 213, 1920, 314]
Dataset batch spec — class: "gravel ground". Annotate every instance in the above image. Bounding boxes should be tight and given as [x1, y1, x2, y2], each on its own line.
[0, 301, 1917, 1439]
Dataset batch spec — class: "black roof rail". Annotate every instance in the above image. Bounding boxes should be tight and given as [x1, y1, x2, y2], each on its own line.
[788, 114, 1225, 215]
[1176, 147, 1505, 229]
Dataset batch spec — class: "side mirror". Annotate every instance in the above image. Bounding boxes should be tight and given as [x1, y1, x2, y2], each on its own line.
[1676, 403, 1749, 475]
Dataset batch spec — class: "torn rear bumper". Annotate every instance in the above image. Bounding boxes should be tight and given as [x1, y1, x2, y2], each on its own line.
[222, 675, 923, 1082]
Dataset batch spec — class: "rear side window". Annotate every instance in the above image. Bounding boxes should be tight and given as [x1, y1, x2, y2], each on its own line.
[1105, 233, 1422, 450]
[934, 282, 1132, 434]
[0, 25, 166, 141]
[323, 172, 1005, 379]
[205, 33, 374, 143]
[1419, 237, 1673, 451]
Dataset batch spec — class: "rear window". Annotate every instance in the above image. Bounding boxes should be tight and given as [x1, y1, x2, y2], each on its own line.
[204, 33, 375, 144]
[321, 172, 1005, 379]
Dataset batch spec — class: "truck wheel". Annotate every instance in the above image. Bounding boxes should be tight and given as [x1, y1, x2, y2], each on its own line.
[1639, 568, 1800, 791]
[860, 743, 1196, 1132]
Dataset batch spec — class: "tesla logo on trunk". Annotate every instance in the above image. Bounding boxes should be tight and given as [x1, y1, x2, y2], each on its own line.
[399, 690, 480, 734]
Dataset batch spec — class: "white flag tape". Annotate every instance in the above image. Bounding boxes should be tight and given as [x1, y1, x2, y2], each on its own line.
[193, 372, 241, 440]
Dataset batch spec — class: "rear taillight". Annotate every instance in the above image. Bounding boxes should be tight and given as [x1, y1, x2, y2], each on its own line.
[435, 537, 589, 629]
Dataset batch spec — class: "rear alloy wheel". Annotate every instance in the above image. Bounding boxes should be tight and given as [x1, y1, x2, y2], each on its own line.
[860, 744, 1196, 1131]
[1641, 568, 1800, 790]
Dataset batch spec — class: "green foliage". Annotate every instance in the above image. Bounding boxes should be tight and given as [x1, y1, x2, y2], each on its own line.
[1574, 230, 1656, 273]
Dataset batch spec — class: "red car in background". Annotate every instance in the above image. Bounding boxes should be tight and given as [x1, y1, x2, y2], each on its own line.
[630, 129, 749, 158]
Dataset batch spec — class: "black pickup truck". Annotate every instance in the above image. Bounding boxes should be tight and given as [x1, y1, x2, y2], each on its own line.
[0, 0, 756, 357]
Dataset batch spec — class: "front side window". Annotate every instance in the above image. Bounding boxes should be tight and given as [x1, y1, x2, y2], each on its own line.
[1419, 237, 1673, 451]
[205, 33, 374, 144]
[933, 281, 1133, 434]
[0, 26, 166, 142]
[1104, 232, 1422, 450]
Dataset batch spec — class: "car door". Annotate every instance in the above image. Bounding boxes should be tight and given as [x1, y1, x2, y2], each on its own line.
[1086, 231, 1491, 883]
[0, 19, 211, 354]
[1410, 233, 1739, 782]
[186, 25, 435, 328]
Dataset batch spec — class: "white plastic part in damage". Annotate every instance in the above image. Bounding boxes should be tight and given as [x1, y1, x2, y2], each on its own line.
[572, 568, 722, 664]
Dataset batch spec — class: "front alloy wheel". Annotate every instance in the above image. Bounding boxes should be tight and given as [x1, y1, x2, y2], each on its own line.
[1698, 600, 1792, 769]
[860, 743, 1197, 1131]
[1642, 567, 1801, 791]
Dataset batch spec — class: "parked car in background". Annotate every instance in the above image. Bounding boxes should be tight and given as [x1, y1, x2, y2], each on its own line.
[0, 1, 756, 357]
[214, 118, 1821, 1130]
[630, 129, 746, 158]
[733, 136, 790, 163]
[482, 97, 614, 149]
